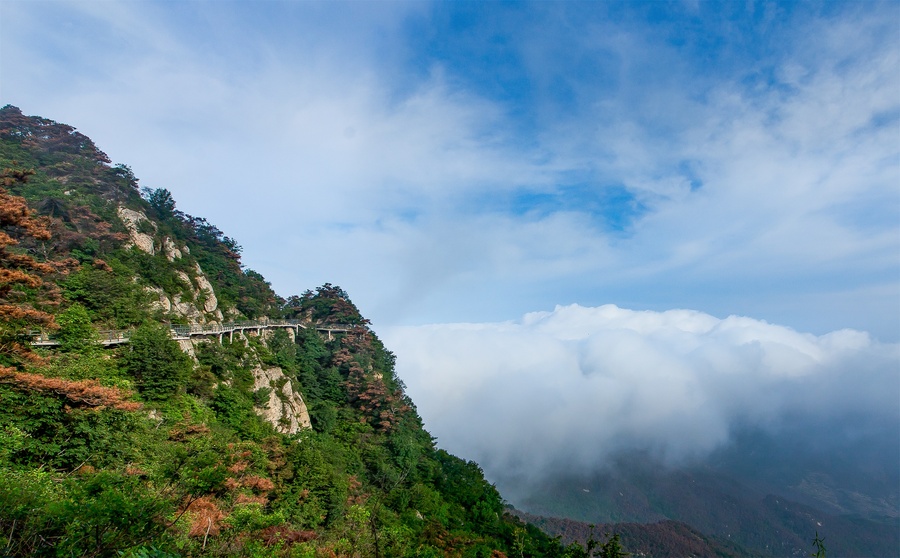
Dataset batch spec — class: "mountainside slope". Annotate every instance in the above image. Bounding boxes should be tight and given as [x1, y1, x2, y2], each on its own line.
[4, 104, 895, 558]
[0, 105, 572, 558]
[511, 511, 751, 558]
[512, 454, 898, 557]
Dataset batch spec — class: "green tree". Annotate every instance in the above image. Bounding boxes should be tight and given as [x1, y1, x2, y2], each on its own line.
[144, 187, 177, 222]
[62, 262, 150, 328]
[564, 530, 629, 558]
[121, 322, 191, 400]
[55, 302, 97, 353]
[811, 531, 826, 558]
[599, 533, 628, 558]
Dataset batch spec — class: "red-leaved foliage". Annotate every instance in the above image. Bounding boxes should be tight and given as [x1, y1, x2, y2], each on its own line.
[0, 172, 71, 366]
[258, 525, 316, 547]
[0, 368, 141, 411]
[342, 356, 411, 431]
[183, 496, 227, 538]
[242, 475, 275, 493]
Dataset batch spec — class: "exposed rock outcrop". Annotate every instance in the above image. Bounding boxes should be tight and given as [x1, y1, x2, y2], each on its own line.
[116, 207, 307, 434]
[147, 277, 222, 323]
[193, 263, 219, 314]
[177, 339, 197, 359]
[117, 207, 156, 254]
[162, 237, 182, 261]
[117, 206, 223, 323]
[252, 367, 312, 435]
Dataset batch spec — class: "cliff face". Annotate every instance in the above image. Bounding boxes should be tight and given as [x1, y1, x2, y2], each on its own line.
[0, 105, 281, 327]
[1, 102, 315, 436]
[251, 366, 312, 434]
[117, 206, 224, 323]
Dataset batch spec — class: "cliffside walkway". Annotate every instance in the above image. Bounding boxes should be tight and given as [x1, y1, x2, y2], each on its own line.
[30, 319, 354, 347]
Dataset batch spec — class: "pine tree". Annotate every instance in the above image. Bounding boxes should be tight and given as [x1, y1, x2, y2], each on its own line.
[599, 533, 629, 558]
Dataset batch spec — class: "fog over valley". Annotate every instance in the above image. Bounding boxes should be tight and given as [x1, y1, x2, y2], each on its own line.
[386, 304, 899, 509]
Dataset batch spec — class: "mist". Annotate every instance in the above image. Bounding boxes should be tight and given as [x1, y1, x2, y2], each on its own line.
[384, 304, 900, 494]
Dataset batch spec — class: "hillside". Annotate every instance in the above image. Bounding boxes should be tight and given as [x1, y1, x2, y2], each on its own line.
[0, 105, 575, 557]
[510, 511, 749, 558]
[509, 452, 899, 557]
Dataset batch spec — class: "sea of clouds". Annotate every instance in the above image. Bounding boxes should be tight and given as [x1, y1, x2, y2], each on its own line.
[385, 305, 899, 486]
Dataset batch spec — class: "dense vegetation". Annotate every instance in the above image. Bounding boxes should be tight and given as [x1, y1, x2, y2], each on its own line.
[0, 105, 601, 557]
[0, 287, 563, 557]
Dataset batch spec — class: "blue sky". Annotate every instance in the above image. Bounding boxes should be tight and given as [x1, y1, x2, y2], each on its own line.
[2, 0, 898, 490]
[2, 0, 897, 340]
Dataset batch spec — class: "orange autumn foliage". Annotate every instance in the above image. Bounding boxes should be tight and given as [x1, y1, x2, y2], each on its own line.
[241, 475, 275, 493]
[227, 460, 249, 474]
[0, 368, 141, 411]
[183, 496, 227, 538]
[0, 169, 71, 366]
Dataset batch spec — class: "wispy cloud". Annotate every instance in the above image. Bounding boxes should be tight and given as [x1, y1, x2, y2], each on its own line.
[1, 1, 897, 340]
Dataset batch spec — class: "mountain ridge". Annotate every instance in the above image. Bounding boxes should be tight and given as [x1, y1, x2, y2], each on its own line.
[0, 104, 575, 557]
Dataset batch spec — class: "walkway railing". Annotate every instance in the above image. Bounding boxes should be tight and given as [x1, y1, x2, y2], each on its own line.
[30, 319, 355, 347]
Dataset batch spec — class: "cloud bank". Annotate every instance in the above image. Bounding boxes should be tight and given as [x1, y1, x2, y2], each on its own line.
[385, 305, 899, 485]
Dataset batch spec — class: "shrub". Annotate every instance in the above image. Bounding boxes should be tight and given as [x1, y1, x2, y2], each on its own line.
[121, 322, 192, 400]
[55, 302, 97, 353]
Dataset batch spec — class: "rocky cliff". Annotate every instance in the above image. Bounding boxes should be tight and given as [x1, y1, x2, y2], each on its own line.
[117, 206, 224, 323]
[251, 366, 312, 434]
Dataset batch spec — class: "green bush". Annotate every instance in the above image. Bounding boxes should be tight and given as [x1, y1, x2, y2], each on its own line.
[121, 322, 192, 400]
[62, 263, 150, 328]
[55, 302, 98, 353]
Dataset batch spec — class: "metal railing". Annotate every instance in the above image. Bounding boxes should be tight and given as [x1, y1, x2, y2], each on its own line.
[29, 319, 356, 347]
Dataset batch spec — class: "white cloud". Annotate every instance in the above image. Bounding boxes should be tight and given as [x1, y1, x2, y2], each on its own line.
[0, 1, 897, 340]
[385, 305, 900, 485]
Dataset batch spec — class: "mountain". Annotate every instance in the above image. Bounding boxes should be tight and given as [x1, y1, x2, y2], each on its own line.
[2, 104, 896, 558]
[509, 511, 750, 558]
[0, 105, 572, 557]
[504, 436, 898, 557]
